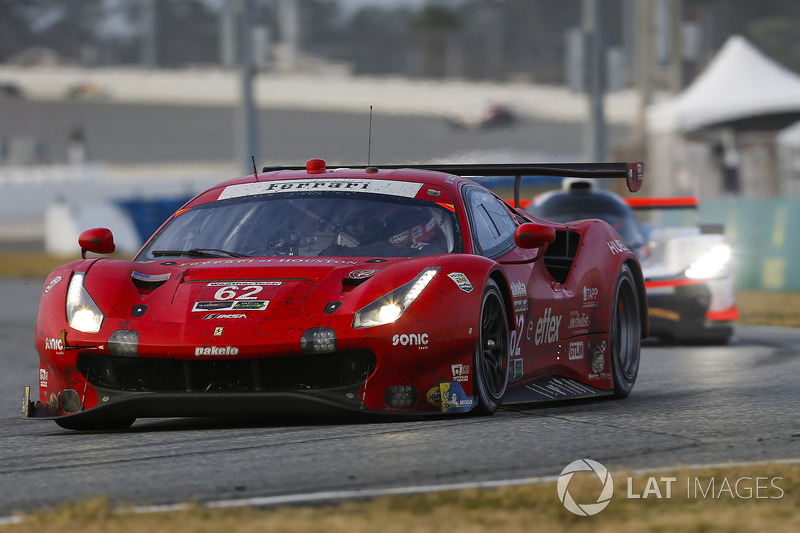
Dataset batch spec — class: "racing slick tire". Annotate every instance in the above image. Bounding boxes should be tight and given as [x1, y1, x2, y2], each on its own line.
[472, 279, 510, 415]
[611, 265, 641, 399]
[55, 417, 136, 431]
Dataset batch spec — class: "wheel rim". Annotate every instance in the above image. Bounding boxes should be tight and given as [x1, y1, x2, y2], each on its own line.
[478, 291, 508, 401]
[613, 277, 639, 380]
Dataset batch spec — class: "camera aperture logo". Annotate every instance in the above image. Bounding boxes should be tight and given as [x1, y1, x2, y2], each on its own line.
[557, 459, 614, 516]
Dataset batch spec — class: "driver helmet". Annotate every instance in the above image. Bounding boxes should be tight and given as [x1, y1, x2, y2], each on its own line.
[382, 206, 440, 248]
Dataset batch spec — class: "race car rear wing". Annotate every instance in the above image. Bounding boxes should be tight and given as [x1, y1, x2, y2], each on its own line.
[263, 161, 644, 208]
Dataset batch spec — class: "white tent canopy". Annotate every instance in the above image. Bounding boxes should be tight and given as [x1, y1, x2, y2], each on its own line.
[648, 35, 800, 133]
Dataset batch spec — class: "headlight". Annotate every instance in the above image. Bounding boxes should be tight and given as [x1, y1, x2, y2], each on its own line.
[66, 272, 104, 333]
[353, 267, 439, 329]
[685, 244, 732, 280]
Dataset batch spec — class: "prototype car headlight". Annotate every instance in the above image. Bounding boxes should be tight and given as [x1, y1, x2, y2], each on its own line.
[66, 272, 104, 333]
[685, 244, 732, 280]
[353, 267, 440, 329]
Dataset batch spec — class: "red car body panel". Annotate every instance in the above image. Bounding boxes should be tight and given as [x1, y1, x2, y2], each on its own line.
[26, 161, 647, 427]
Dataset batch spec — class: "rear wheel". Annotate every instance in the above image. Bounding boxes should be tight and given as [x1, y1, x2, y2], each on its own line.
[611, 265, 641, 398]
[472, 279, 510, 415]
[55, 417, 136, 431]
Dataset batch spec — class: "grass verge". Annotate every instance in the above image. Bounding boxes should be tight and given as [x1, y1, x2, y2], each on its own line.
[2, 463, 797, 532]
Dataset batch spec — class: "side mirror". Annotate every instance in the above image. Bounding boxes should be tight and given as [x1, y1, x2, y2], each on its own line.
[514, 222, 556, 251]
[78, 228, 115, 258]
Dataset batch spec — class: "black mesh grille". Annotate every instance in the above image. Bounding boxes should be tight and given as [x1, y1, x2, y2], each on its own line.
[79, 351, 375, 393]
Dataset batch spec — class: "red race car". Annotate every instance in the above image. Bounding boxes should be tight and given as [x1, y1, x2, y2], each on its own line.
[24, 159, 647, 430]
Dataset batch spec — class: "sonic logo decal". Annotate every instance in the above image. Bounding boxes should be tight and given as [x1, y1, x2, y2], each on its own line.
[392, 333, 429, 348]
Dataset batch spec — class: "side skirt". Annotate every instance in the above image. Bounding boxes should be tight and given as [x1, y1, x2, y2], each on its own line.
[502, 376, 613, 404]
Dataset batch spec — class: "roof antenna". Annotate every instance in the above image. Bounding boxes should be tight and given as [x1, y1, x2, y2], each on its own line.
[251, 155, 258, 178]
[366, 106, 378, 173]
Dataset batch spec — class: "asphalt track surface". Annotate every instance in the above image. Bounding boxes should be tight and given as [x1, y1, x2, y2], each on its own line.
[1, 277, 799, 517]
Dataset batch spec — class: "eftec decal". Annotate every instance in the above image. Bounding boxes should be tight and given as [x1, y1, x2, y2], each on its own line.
[607, 239, 629, 255]
[392, 333, 429, 349]
[42, 276, 62, 298]
[568, 341, 584, 360]
[447, 272, 473, 293]
[439, 381, 474, 413]
[534, 307, 561, 345]
[349, 269, 380, 279]
[219, 178, 424, 200]
[451, 363, 470, 382]
[194, 346, 239, 356]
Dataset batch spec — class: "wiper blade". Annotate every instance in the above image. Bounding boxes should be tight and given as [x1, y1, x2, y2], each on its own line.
[151, 248, 250, 258]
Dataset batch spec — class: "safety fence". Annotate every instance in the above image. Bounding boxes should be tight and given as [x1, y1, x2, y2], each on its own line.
[699, 198, 800, 291]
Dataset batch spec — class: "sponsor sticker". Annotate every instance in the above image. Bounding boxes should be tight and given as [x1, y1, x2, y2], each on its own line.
[607, 239, 629, 255]
[448, 272, 473, 293]
[451, 364, 470, 382]
[510, 281, 526, 297]
[192, 301, 269, 312]
[439, 381, 474, 413]
[392, 333, 429, 349]
[201, 313, 247, 320]
[349, 269, 380, 279]
[194, 346, 239, 356]
[583, 286, 599, 307]
[568, 341, 584, 360]
[591, 341, 607, 373]
[42, 276, 62, 298]
[39, 369, 48, 388]
[44, 337, 64, 352]
[511, 358, 524, 380]
[534, 307, 562, 345]
[219, 178, 424, 200]
[568, 311, 590, 333]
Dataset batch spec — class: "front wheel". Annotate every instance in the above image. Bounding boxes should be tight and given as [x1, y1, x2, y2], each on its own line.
[611, 265, 642, 398]
[472, 279, 510, 415]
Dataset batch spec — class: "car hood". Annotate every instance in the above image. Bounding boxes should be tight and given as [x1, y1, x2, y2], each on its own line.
[81, 256, 434, 323]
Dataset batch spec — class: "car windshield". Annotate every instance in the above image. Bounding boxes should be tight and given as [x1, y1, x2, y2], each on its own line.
[138, 190, 462, 260]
